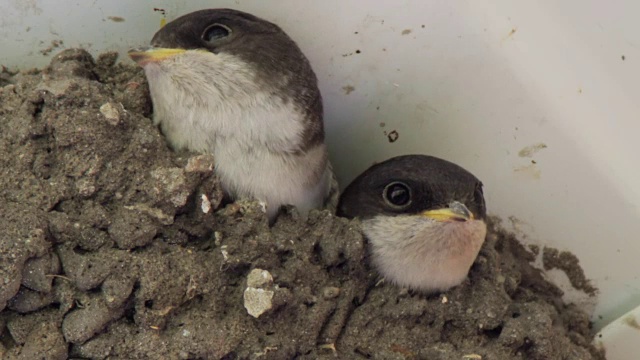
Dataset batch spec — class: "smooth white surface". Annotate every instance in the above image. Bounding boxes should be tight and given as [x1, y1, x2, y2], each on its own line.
[2, 0, 640, 346]
[595, 304, 640, 358]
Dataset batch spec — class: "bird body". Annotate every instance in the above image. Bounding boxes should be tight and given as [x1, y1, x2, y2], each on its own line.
[338, 155, 487, 292]
[130, 9, 334, 220]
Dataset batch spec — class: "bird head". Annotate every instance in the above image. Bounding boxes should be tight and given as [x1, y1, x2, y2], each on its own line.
[338, 155, 488, 292]
[127, 9, 324, 148]
[128, 8, 320, 105]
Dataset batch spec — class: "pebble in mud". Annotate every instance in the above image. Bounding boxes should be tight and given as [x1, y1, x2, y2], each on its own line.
[244, 269, 275, 318]
[99, 102, 125, 126]
[322, 287, 341, 299]
[243, 288, 275, 319]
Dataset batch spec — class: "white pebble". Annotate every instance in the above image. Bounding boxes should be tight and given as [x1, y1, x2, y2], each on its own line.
[247, 269, 273, 288]
[244, 288, 275, 318]
[201, 194, 211, 213]
[99, 102, 123, 125]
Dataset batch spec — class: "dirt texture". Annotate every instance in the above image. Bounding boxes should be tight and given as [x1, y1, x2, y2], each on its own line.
[0, 49, 605, 360]
[543, 247, 598, 296]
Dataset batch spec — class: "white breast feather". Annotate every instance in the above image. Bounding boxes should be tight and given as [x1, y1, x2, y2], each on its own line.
[363, 215, 487, 292]
[142, 51, 331, 219]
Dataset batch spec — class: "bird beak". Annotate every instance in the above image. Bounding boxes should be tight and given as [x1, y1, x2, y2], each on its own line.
[421, 201, 474, 222]
[128, 47, 186, 65]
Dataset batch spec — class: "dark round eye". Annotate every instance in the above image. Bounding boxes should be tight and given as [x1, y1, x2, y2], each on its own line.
[383, 181, 412, 208]
[202, 24, 231, 42]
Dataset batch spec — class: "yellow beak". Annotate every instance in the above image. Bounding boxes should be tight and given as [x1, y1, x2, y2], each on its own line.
[421, 201, 473, 222]
[128, 47, 186, 65]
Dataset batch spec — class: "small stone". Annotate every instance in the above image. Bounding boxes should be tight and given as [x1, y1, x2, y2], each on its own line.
[100, 102, 124, 126]
[185, 154, 216, 173]
[322, 287, 340, 299]
[214, 232, 223, 246]
[220, 245, 229, 261]
[201, 194, 211, 213]
[150, 168, 190, 207]
[76, 178, 97, 197]
[243, 288, 275, 318]
[247, 269, 273, 288]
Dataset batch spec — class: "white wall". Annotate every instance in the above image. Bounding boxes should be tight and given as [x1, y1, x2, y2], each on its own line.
[3, 0, 640, 337]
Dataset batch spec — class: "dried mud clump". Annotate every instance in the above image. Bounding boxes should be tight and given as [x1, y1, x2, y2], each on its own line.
[0, 49, 605, 360]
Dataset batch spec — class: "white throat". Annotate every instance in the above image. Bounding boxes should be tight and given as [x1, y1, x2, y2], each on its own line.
[363, 215, 487, 292]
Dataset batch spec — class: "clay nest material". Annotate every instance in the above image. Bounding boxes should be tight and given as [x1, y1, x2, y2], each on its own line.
[0, 49, 605, 360]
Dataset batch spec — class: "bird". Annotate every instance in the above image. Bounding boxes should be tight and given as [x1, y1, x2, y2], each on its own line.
[337, 155, 487, 293]
[128, 9, 336, 221]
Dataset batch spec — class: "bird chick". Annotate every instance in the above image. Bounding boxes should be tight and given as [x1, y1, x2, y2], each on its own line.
[337, 155, 487, 292]
[128, 9, 335, 221]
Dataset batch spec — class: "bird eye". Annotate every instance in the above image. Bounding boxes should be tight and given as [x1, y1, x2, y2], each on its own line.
[202, 24, 231, 42]
[383, 181, 412, 209]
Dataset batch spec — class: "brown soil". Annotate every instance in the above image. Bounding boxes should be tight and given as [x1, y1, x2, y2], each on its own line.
[0, 49, 605, 360]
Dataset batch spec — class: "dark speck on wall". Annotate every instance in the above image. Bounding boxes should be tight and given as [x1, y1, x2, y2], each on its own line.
[153, 8, 166, 15]
[40, 40, 64, 56]
[622, 55, 626, 61]
[342, 85, 355, 95]
[387, 130, 399, 143]
[342, 50, 361, 57]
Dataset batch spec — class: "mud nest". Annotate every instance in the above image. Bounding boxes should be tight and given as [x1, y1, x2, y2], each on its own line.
[0, 49, 605, 360]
